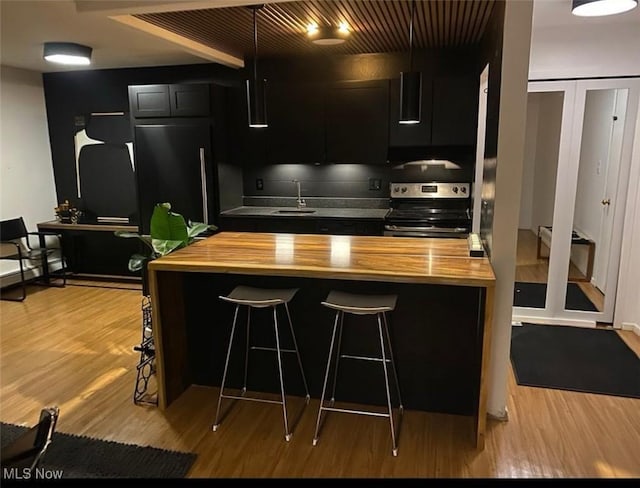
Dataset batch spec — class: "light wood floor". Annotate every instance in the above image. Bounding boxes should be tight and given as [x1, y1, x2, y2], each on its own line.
[516, 229, 605, 312]
[1, 284, 639, 478]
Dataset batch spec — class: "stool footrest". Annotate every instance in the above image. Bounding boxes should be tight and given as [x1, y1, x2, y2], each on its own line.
[339, 354, 390, 363]
[221, 394, 283, 406]
[320, 406, 391, 418]
[250, 346, 296, 354]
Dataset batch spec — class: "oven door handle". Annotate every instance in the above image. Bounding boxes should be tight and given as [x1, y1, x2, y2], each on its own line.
[384, 225, 468, 233]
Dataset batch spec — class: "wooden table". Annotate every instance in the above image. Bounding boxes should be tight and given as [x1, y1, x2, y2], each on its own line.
[37, 221, 140, 279]
[149, 232, 495, 449]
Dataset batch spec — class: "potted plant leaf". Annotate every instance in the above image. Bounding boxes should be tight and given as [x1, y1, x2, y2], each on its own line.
[115, 202, 216, 295]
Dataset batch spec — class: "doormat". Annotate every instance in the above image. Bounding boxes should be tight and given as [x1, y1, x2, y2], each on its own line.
[510, 323, 640, 398]
[513, 282, 598, 311]
[0, 423, 197, 478]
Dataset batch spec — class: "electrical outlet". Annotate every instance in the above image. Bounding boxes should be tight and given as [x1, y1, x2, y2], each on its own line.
[369, 178, 381, 191]
[256, 178, 264, 190]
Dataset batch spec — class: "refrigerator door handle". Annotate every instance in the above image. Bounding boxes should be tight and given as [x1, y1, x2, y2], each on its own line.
[199, 147, 209, 224]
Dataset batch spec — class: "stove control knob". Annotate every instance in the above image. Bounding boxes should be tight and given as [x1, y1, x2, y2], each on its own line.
[461, 186, 467, 193]
[401, 187, 408, 193]
[452, 186, 459, 193]
[393, 186, 400, 193]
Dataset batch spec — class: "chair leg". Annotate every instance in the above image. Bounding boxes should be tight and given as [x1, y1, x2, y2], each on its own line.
[272, 305, 291, 441]
[377, 313, 398, 457]
[213, 304, 241, 431]
[382, 312, 403, 411]
[1, 258, 27, 302]
[330, 311, 345, 405]
[242, 307, 251, 394]
[313, 310, 340, 447]
[284, 303, 310, 402]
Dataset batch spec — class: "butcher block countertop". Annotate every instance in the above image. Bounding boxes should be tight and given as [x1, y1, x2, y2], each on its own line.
[149, 231, 495, 287]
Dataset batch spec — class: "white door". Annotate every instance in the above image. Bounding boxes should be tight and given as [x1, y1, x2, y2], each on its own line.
[513, 78, 640, 327]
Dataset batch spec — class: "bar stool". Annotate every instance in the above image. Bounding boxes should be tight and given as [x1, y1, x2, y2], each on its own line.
[213, 285, 310, 441]
[312, 290, 403, 456]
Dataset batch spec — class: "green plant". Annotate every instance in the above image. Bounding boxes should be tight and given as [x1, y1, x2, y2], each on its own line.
[115, 202, 215, 272]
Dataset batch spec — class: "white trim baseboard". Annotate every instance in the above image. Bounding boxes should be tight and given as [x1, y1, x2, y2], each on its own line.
[0, 259, 63, 287]
[621, 322, 640, 336]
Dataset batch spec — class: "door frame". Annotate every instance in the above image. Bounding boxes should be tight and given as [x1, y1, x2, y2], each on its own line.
[513, 78, 640, 327]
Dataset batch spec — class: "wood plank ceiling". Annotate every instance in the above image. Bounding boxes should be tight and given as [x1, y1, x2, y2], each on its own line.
[135, 0, 495, 60]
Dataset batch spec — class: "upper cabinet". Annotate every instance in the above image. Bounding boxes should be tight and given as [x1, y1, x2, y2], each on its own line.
[389, 74, 479, 147]
[267, 81, 325, 164]
[325, 80, 390, 164]
[431, 75, 478, 146]
[129, 84, 211, 118]
[249, 79, 389, 165]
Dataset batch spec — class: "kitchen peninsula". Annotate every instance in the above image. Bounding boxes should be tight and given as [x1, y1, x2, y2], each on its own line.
[148, 232, 495, 448]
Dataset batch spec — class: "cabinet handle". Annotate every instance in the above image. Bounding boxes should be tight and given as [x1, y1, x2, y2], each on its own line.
[200, 147, 208, 224]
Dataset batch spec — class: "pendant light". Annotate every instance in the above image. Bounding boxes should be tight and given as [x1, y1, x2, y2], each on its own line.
[399, 0, 421, 125]
[571, 0, 637, 16]
[246, 4, 268, 128]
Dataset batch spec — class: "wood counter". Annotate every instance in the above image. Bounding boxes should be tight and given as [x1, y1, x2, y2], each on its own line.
[148, 232, 495, 449]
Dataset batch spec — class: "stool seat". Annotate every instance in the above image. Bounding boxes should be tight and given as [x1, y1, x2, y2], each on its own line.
[220, 285, 298, 308]
[321, 290, 397, 315]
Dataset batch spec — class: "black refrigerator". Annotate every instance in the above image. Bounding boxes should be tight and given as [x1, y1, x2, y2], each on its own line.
[129, 83, 218, 235]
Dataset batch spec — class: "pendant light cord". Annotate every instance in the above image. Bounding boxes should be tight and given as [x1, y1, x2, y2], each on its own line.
[253, 6, 258, 83]
[408, 0, 416, 71]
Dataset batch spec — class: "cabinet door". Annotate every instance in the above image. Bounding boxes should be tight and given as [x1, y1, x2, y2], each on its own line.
[389, 76, 433, 147]
[134, 124, 214, 234]
[267, 82, 325, 164]
[169, 84, 211, 117]
[325, 80, 390, 164]
[431, 76, 479, 146]
[129, 85, 171, 118]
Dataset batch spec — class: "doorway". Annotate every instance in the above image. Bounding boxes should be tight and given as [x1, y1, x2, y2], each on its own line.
[513, 78, 640, 327]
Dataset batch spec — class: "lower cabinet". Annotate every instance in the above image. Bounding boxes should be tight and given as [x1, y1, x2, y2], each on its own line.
[219, 217, 384, 236]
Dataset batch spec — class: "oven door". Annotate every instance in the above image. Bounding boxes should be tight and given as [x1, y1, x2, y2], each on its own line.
[384, 224, 469, 238]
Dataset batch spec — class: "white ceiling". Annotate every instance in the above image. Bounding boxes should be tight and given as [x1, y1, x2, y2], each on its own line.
[0, 0, 638, 74]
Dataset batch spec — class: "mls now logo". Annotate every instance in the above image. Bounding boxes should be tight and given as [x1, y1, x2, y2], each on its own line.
[2, 467, 63, 480]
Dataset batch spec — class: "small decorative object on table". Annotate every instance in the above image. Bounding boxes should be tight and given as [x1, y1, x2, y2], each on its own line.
[54, 200, 81, 224]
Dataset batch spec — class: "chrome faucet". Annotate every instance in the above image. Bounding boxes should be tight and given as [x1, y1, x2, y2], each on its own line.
[292, 179, 306, 208]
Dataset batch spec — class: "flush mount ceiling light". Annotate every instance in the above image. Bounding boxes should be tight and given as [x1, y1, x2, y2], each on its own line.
[399, 0, 421, 125]
[571, 0, 638, 16]
[246, 4, 268, 128]
[307, 22, 350, 45]
[43, 42, 92, 65]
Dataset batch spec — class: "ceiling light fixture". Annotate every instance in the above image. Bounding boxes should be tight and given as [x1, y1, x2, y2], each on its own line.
[43, 42, 92, 66]
[571, 0, 637, 16]
[307, 23, 350, 45]
[246, 4, 268, 128]
[399, 0, 421, 125]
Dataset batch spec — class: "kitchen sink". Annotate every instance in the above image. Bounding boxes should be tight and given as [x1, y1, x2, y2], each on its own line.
[273, 209, 316, 214]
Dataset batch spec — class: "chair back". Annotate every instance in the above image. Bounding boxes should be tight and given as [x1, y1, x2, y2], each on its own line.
[0, 218, 28, 242]
[0, 406, 60, 471]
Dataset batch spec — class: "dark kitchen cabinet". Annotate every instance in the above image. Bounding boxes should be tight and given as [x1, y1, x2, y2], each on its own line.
[431, 75, 479, 146]
[388, 74, 479, 147]
[325, 80, 390, 164]
[219, 216, 383, 236]
[267, 82, 325, 164]
[129, 84, 210, 118]
[134, 123, 215, 234]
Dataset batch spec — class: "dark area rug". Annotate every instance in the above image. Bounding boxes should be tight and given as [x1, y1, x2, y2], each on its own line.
[513, 281, 598, 311]
[0, 423, 196, 478]
[510, 323, 640, 398]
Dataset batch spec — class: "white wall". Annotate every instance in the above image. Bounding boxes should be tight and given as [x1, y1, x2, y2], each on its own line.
[531, 92, 563, 233]
[519, 93, 538, 229]
[529, 22, 640, 80]
[615, 97, 640, 333]
[0, 65, 57, 280]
